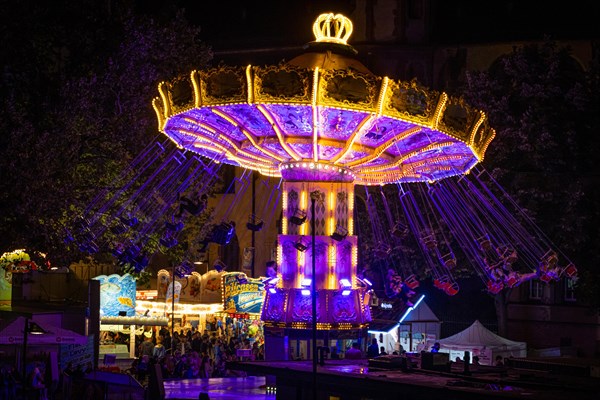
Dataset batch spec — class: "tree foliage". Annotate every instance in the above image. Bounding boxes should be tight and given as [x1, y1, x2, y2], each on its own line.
[462, 40, 600, 308]
[0, 3, 213, 270]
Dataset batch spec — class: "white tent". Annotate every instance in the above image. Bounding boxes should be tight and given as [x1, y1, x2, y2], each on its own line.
[437, 320, 527, 365]
[0, 317, 88, 345]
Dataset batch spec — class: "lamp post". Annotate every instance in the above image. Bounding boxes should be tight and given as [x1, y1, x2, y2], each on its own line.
[310, 193, 317, 400]
[21, 319, 46, 386]
[251, 171, 256, 278]
[21, 317, 29, 383]
[171, 266, 176, 357]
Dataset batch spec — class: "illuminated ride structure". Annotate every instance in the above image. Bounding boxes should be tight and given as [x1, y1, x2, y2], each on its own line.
[152, 13, 497, 334]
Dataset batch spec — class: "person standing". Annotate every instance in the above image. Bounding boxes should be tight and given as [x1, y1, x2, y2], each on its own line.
[139, 332, 155, 358]
[153, 336, 167, 362]
[367, 338, 380, 358]
[30, 365, 47, 400]
[345, 342, 362, 359]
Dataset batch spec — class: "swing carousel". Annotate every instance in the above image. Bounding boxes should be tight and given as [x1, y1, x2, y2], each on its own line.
[67, 13, 577, 335]
[150, 13, 502, 331]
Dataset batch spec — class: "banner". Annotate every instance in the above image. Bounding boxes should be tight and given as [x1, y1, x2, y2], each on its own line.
[0, 268, 11, 306]
[222, 272, 265, 314]
[166, 280, 182, 304]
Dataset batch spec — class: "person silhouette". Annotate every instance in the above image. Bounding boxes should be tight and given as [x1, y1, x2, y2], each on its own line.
[176, 193, 208, 217]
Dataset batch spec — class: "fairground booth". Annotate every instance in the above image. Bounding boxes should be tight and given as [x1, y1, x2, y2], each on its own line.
[96, 269, 266, 361]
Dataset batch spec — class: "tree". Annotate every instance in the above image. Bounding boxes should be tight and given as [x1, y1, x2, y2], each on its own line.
[0, 2, 213, 273]
[462, 40, 600, 332]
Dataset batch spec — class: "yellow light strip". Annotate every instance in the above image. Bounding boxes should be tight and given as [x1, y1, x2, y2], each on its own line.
[377, 77, 390, 116]
[300, 190, 307, 235]
[136, 300, 223, 315]
[476, 128, 496, 162]
[432, 92, 448, 129]
[211, 108, 285, 162]
[312, 67, 320, 163]
[157, 81, 171, 118]
[176, 125, 273, 166]
[330, 114, 375, 164]
[282, 190, 288, 234]
[191, 70, 201, 108]
[152, 98, 166, 132]
[187, 139, 272, 171]
[328, 244, 336, 289]
[298, 249, 305, 286]
[277, 243, 282, 266]
[348, 190, 354, 235]
[351, 244, 358, 276]
[359, 140, 455, 173]
[246, 65, 254, 104]
[345, 126, 422, 168]
[328, 190, 335, 235]
[469, 111, 485, 146]
[256, 104, 302, 161]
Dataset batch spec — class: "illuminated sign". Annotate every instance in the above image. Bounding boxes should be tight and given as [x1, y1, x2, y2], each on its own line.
[380, 302, 393, 309]
[222, 272, 265, 314]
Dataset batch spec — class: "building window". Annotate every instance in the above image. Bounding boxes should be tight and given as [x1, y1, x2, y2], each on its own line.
[529, 280, 543, 300]
[564, 278, 576, 302]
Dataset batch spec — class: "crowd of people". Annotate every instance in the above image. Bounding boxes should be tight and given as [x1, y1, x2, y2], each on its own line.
[127, 316, 265, 383]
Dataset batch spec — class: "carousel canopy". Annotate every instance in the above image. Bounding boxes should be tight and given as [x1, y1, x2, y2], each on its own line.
[154, 13, 495, 185]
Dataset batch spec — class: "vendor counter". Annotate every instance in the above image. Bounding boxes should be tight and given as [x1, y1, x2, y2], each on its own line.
[99, 344, 130, 359]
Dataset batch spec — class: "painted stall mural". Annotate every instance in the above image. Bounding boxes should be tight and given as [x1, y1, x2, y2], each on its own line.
[93, 273, 137, 317]
[157, 269, 223, 303]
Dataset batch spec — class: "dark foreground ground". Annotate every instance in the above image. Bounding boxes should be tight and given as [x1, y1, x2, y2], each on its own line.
[223, 357, 600, 400]
[50, 356, 599, 399]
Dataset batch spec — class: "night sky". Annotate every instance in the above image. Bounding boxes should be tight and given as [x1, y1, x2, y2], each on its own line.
[137, 0, 600, 48]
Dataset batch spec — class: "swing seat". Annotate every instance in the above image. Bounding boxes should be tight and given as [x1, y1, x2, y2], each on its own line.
[120, 216, 139, 227]
[165, 221, 184, 232]
[421, 234, 437, 250]
[540, 250, 558, 269]
[293, 238, 309, 252]
[391, 222, 409, 238]
[110, 224, 128, 235]
[478, 236, 492, 251]
[160, 236, 178, 248]
[246, 214, 264, 231]
[213, 260, 228, 272]
[563, 263, 577, 277]
[441, 252, 456, 269]
[404, 274, 420, 289]
[290, 208, 307, 226]
[504, 273, 520, 288]
[433, 276, 451, 290]
[445, 282, 459, 296]
[486, 280, 504, 294]
[79, 241, 99, 254]
[497, 246, 518, 265]
[211, 222, 235, 245]
[330, 226, 348, 242]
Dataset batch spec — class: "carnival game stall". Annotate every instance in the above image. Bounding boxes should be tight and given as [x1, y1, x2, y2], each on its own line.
[95, 273, 168, 360]
[149, 268, 224, 333]
[218, 272, 266, 359]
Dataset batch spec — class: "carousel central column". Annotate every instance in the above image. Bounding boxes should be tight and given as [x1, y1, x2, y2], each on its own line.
[260, 161, 369, 332]
[279, 176, 356, 293]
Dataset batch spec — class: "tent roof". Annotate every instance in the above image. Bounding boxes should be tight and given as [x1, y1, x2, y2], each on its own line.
[0, 316, 88, 345]
[438, 320, 526, 350]
[403, 300, 439, 323]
